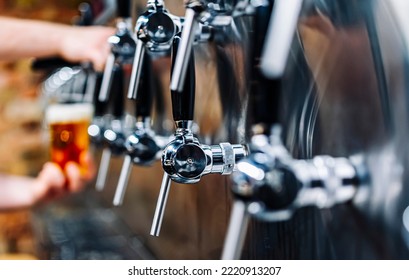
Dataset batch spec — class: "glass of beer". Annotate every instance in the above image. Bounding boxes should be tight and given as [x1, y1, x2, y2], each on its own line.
[45, 103, 94, 173]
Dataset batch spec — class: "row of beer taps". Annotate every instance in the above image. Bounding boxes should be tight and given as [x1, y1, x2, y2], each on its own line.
[54, 0, 368, 259]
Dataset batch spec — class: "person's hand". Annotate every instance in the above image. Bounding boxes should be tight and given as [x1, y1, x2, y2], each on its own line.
[59, 26, 115, 71]
[34, 152, 96, 203]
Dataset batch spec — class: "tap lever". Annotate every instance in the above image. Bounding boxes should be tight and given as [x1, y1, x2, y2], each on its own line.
[135, 53, 154, 118]
[221, 200, 250, 260]
[127, 40, 146, 99]
[260, 0, 304, 78]
[96, 148, 112, 191]
[113, 155, 133, 206]
[150, 172, 172, 236]
[171, 36, 196, 122]
[110, 66, 125, 118]
[92, 72, 107, 117]
[116, 0, 132, 18]
[76, 2, 93, 26]
[98, 53, 116, 102]
[169, 1, 202, 93]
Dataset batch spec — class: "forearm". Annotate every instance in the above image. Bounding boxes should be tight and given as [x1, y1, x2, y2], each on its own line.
[0, 16, 72, 60]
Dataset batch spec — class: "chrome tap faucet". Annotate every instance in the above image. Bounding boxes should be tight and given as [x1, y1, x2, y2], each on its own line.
[150, 36, 247, 237]
[112, 54, 168, 206]
[221, 129, 364, 259]
[128, 0, 183, 100]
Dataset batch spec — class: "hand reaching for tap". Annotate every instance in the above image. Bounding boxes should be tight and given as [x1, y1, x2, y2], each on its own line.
[0, 152, 96, 211]
[0, 16, 115, 71]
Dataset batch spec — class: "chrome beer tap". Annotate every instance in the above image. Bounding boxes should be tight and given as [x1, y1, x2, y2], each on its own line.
[150, 36, 247, 237]
[170, 0, 264, 94]
[127, 0, 183, 100]
[96, 66, 131, 191]
[113, 54, 168, 206]
[96, 0, 136, 191]
[221, 128, 364, 259]
[99, 0, 135, 103]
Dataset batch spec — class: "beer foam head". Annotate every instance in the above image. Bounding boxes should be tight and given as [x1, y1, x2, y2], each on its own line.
[45, 103, 94, 124]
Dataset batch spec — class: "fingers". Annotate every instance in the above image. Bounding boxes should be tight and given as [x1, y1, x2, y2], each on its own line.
[65, 152, 96, 192]
[65, 162, 82, 193]
[38, 162, 66, 190]
[80, 151, 97, 180]
[34, 162, 67, 202]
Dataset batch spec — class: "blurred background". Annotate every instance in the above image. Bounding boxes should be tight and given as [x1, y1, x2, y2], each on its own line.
[0, 0, 82, 259]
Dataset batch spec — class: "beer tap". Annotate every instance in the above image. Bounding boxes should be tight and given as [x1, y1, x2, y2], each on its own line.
[170, 0, 262, 94]
[150, 36, 247, 237]
[220, 0, 367, 259]
[98, 0, 135, 102]
[96, 0, 136, 191]
[221, 127, 365, 259]
[96, 66, 134, 191]
[110, 0, 184, 202]
[127, 0, 183, 100]
[112, 54, 168, 206]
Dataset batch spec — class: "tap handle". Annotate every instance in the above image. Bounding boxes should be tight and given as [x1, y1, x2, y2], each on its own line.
[98, 53, 116, 102]
[110, 66, 125, 118]
[96, 148, 112, 191]
[150, 172, 172, 236]
[260, 0, 303, 79]
[127, 39, 146, 99]
[135, 53, 154, 118]
[169, 2, 200, 94]
[113, 154, 133, 206]
[76, 2, 94, 26]
[249, 2, 283, 131]
[170, 36, 196, 122]
[116, 0, 132, 18]
[221, 200, 250, 260]
[31, 57, 79, 72]
[92, 72, 107, 117]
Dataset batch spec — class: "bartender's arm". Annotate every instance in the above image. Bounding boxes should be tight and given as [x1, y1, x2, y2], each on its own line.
[0, 16, 115, 71]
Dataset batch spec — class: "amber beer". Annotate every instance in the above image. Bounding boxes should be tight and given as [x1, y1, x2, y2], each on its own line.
[45, 103, 94, 172]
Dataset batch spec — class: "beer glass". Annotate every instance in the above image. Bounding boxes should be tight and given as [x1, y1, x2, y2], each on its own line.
[45, 103, 94, 173]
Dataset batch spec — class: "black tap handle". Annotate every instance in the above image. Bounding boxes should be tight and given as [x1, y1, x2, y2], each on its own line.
[250, 2, 281, 132]
[93, 72, 107, 117]
[110, 66, 125, 118]
[116, 0, 132, 18]
[75, 2, 94, 26]
[31, 57, 79, 72]
[170, 36, 196, 122]
[135, 53, 154, 118]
